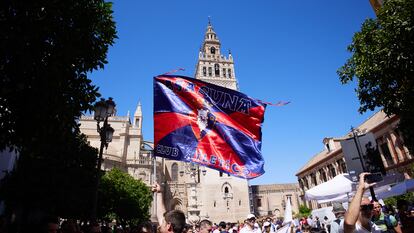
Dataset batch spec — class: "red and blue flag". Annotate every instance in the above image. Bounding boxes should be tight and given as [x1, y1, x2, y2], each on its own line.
[154, 75, 266, 179]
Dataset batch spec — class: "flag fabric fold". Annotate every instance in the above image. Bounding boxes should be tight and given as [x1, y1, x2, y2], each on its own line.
[154, 75, 266, 179]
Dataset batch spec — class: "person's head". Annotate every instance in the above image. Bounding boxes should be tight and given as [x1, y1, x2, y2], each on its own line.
[42, 216, 59, 233]
[263, 222, 271, 232]
[245, 214, 256, 228]
[89, 222, 102, 233]
[225, 222, 232, 231]
[61, 219, 80, 233]
[185, 224, 193, 233]
[137, 221, 153, 233]
[332, 203, 346, 218]
[199, 220, 212, 233]
[359, 198, 374, 220]
[159, 210, 186, 233]
[372, 201, 382, 217]
[218, 222, 226, 230]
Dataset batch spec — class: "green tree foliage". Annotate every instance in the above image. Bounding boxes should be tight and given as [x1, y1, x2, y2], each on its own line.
[338, 0, 414, 153]
[0, 0, 117, 223]
[297, 205, 312, 218]
[99, 169, 153, 225]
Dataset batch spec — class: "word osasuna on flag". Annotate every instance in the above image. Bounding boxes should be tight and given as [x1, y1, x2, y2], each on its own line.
[154, 75, 266, 179]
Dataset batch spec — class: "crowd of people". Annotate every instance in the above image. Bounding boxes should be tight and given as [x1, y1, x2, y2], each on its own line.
[1, 175, 413, 233]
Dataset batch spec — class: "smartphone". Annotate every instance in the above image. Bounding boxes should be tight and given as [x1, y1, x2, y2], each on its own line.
[365, 173, 383, 184]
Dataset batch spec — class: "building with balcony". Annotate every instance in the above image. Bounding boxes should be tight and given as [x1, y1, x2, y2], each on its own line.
[296, 111, 413, 209]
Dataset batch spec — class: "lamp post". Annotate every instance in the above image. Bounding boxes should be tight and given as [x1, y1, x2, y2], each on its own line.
[91, 97, 116, 220]
[140, 141, 158, 223]
[179, 163, 206, 224]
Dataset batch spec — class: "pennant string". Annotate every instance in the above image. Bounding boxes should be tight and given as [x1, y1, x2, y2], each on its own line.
[257, 100, 291, 106]
[163, 67, 185, 75]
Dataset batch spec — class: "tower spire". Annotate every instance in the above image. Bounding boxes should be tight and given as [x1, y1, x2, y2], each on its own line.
[194, 22, 239, 90]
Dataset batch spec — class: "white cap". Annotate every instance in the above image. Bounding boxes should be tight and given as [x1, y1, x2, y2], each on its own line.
[246, 213, 256, 219]
[263, 222, 271, 227]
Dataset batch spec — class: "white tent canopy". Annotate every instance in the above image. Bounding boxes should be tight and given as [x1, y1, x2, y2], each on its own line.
[305, 173, 405, 203]
[305, 173, 353, 201]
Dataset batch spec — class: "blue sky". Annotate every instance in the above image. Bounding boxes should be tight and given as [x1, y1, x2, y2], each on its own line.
[90, 0, 377, 185]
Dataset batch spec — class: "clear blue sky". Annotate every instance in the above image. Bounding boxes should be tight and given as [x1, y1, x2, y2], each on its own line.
[90, 0, 377, 185]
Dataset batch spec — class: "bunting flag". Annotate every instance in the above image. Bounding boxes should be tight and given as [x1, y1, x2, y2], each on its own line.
[154, 75, 266, 179]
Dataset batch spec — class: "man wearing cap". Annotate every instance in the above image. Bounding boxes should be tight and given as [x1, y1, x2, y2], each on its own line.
[344, 173, 381, 233]
[240, 214, 262, 233]
[330, 203, 346, 233]
[213, 221, 228, 233]
[372, 201, 402, 233]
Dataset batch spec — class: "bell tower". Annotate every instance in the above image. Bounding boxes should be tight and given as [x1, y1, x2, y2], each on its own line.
[194, 20, 239, 90]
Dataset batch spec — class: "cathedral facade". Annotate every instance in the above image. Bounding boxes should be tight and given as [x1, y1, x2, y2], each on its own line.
[79, 22, 250, 224]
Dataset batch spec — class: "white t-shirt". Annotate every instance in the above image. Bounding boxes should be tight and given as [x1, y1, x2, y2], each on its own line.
[240, 226, 262, 233]
[353, 222, 381, 233]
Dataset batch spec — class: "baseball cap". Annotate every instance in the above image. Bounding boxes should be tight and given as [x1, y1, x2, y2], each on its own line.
[246, 214, 256, 220]
[332, 203, 346, 213]
[263, 222, 271, 227]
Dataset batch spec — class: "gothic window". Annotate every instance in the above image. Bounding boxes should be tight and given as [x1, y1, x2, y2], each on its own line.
[311, 173, 317, 186]
[228, 68, 232, 78]
[303, 178, 309, 189]
[210, 46, 216, 54]
[139, 172, 146, 181]
[214, 64, 220, 76]
[171, 163, 178, 181]
[224, 187, 229, 194]
[208, 67, 212, 76]
[328, 164, 336, 178]
[319, 169, 327, 182]
[239, 200, 241, 206]
[380, 143, 394, 166]
[338, 159, 347, 173]
[257, 198, 262, 207]
[202, 67, 206, 76]
[223, 68, 226, 77]
[135, 118, 140, 127]
[214, 201, 216, 207]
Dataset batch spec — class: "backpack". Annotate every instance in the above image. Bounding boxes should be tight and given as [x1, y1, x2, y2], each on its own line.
[383, 214, 395, 233]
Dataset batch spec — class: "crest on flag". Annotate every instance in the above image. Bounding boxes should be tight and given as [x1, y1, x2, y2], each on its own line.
[154, 75, 266, 179]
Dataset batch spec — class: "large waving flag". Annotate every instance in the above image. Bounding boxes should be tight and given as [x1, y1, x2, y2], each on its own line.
[277, 198, 293, 233]
[154, 75, 266, 179]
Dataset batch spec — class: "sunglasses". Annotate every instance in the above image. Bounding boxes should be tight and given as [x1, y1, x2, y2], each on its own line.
[360, 204, 374, 211]
[248, 218, 256, 222]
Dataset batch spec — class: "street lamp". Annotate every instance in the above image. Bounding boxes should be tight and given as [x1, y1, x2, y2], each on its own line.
[91, 97, 116, 220]
[141, 141, 158, 224]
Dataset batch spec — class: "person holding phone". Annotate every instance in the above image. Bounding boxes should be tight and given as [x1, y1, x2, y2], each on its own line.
[344, 173, 381, 233]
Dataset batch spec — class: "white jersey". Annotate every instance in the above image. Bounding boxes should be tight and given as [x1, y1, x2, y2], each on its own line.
[240, 226, 262, 233]
[353, 222, 381, 233]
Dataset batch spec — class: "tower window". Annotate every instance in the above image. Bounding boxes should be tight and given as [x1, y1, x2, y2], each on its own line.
[210, 46, 216, 54]
[202, 67, 206, 76]
[223, 68, 226, 77]
[208, 67, 212, 76]
[171, 163, 178, 181]
[214, 64, 220, 76]
[257, 198, 262, 207]
[228, 69, 232, 78]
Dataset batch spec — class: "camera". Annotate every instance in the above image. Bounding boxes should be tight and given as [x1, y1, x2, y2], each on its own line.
[364, 172, 383, 184]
